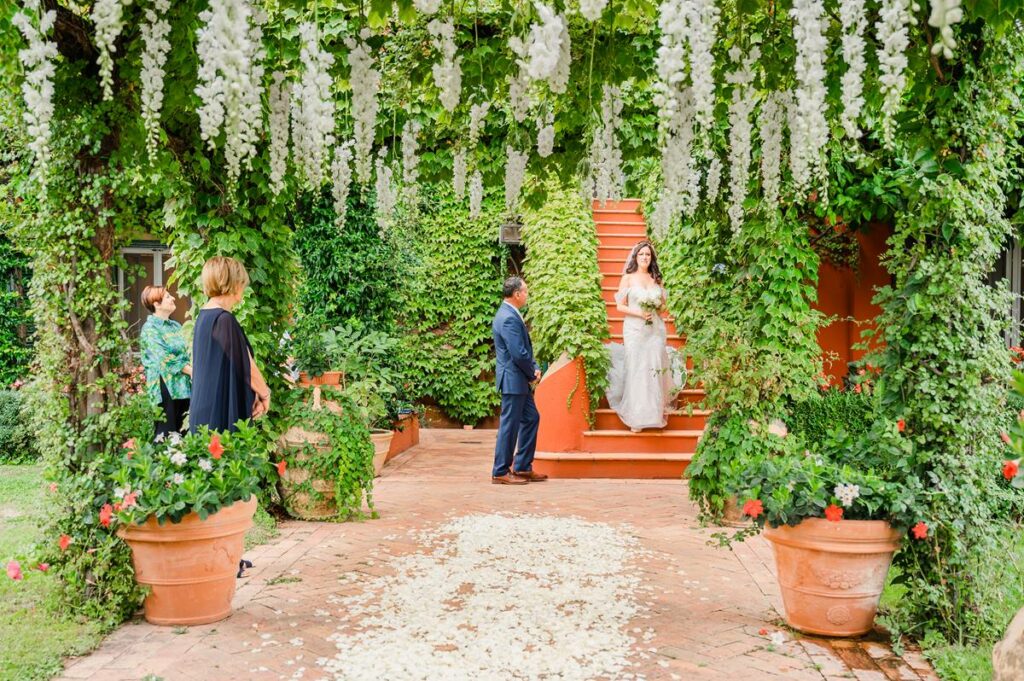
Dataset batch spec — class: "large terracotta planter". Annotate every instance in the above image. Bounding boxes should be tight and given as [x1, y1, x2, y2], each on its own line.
[297, 371, 344, 387]
[763, 518, 902, 637]
[370, 429, 394, 477]
[118, 496, 257, 626]
[386, 413, 420, 462]
[993, 605, 1024, 681]
[277, 426, 338, 520]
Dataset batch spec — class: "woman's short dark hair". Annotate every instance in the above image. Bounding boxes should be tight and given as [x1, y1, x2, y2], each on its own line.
[624, 241, 663, 284]
[141, 285, 166, 313]
[503, 276, 525, 298]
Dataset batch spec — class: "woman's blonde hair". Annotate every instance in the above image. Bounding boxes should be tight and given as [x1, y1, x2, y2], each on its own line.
[201, 256, 250, 297]
[140, 285, 167, 313]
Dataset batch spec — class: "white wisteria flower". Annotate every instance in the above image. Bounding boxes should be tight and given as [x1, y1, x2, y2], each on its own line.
[195, 0, 266, 186]
[928, 0, 963, 60]
[725, 47, 758, 233]
[579, 0, 609, 21]
[413, 0, 442, 14]
[198, 458, 213, 472]
[653, 0, 688, 128]
[321, 513, 645, 680]
[469, 101, 490, 147]
[453, 148, 467, 199]
[92, 0, 132, 100]
[839, 0, 868, 139]
[291, 22, 336, 188]
[834, 483, 861, 507]
[758, 91, 787, 207]
[347, 28, 381, 185]
[504, 146, 529, 212]
[548, 15, 571, 94]
[332, 141, 354, 229]
[267, 71, 291, 196]
[705, 156, 722, 203]
[510, 3, 566, 88]
[374, 148, 397, 227]
[536, 111, 555, 158]
[589, 84, 625, 206]
[689, 0, 719, 133]
[140, 0, 172, 157]
[401, 120, 421, 203]
[428, 19, 463, 112]
[508, 69, 532, 123]
[469, 169, 484, 219]
[651, 88, 699, 238]
[876, 0, 917, 148]
[789, 0, 829, 196]
[12, 0, 57, 181]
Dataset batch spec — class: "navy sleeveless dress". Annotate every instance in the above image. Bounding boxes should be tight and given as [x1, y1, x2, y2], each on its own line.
[189, 307, 255, 433]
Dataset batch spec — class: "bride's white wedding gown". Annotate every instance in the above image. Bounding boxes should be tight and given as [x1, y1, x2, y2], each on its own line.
[606, 285, 682, 431]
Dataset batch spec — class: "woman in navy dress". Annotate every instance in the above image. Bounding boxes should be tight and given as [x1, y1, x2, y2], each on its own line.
[190, 256, 271, 433]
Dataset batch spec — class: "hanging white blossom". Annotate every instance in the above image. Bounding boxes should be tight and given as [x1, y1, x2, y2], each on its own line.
[413, 0, 442, 14]
[267, 71, 290, 196]
[92, 0, 132, 100]
[689, 0, 719, 133]
[654, 0, 718, 142]
[291, 22, 336, 188]
[838, 0, 867, 139]
[509, 3, 565, 86]
[469, 170, 484, 219]
[725, 47, 758, 233]
[12, 0, 57, 180]
[876, 0, 917, 148]
[453, 148, 467, 199]
[469, 101, 490, 147]
[579, 0, 609, 21]
[504, 146, 528, 212]
[589, 85, 625, 206]
[347, 28, 381, 185]
[195, 0, 266, 186]
[548, 17, 571, 94]
[508, 70, 532, 123]
[758, 91, 787, 207]
[928, 0, 963, 59]
[428, 19, 463, 112]
[653, 0, 688, 128]
[375, 148, 397, 226]
[790, 0, 829, 196]
[401, 119, 421, 203]
[651, 89, 698, 238]
[705, 156, 722, 203]
[332, 141, 354, 229]
[536, 111, 554, 158]
[140, 0, 172, 156]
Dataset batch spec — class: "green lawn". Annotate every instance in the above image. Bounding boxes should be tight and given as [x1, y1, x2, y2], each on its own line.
[880, 526, 1024, 681]
[0, 465, 279, 681]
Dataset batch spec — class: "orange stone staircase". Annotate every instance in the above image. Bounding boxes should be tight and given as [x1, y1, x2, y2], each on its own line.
[532, 199, 709, 478]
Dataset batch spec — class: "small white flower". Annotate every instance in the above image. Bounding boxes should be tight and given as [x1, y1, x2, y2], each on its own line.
[168, 432, 182, 446]
[834, 483, 861, 507]
[172, 473, 185, 485]
[928, 0, 963, 60]
[199, 459, 213, 472]
[170, 450, 187, 466]
[413, 0, 442, 13]
[154, 432, 166, 443]
[767, 419, 788, 438]
[113, 485, 128, 500]
[580, 0, 609, 21]
[770, 631, 786, 647]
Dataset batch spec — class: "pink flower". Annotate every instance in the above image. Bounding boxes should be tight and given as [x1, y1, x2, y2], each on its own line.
[825, 504, 843, 522]
[122, 491, 138, 508]
[36, 563, 49, 572]
[7, 560, 22, 581]
[1000, 432, 1012, 445]
[911, 522, 928, 540]
[48, 482, 58, 493]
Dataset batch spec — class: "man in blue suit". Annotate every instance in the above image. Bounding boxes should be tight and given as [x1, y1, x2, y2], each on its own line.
[491, 276, 548, 484]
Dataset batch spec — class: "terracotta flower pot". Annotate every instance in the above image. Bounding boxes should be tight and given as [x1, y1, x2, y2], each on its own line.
[297, 371, 344, 387]
[277, 426, 338, 520]
[370, 429, 394, 477]
[763, 518, 902, 637]
[118, 496, 257, 626]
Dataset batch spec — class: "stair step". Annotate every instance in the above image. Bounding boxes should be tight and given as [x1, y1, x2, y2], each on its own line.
[597, 234, 649, 247]
[533, 451, 692, 479]
[581, 429, 701, 454]
[594, 408, 710, 431]
[592, 199, 642, 209]
[593, 220, 648, 230]
[609, 333, 684, 346]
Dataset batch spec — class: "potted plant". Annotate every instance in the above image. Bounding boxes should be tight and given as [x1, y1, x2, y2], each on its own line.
[106, 423, 268, 625]
[275, 387, 376, 520]
[726, 400, 923, 638]
[287, 313, 343, 387]
[993, 371, 1024, 680]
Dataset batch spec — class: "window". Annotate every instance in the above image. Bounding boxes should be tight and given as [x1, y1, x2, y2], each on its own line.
[119, 242, 191, 338]
[989, 238, 1023, 346]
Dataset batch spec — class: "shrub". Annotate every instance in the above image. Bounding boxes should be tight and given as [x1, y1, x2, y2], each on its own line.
[0, 389, 37, 463]
[787, 387, 872, 446]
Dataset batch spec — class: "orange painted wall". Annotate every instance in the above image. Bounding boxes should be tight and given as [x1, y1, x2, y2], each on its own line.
[814, 224, 891, 383]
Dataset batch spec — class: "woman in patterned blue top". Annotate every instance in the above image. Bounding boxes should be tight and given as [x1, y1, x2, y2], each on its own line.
[139, 286, 192, 435]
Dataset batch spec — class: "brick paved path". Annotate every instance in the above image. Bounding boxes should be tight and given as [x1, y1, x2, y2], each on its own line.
[59, 430, 937, 681]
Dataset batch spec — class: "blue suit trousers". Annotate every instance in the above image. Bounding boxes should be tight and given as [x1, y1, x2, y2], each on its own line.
[492, 391, 540, 477]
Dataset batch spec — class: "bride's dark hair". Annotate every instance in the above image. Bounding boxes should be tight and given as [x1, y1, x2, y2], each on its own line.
[624, 241, 663, 284]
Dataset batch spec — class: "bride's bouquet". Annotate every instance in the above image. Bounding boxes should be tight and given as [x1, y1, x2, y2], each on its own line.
[636, 289, 662, 326]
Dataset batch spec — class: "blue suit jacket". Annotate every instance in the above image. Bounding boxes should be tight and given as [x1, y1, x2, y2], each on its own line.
[492, 302, 538, 395]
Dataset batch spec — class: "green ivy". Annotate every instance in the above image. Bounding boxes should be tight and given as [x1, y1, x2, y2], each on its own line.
[0, 237, 32, 386]
[520, 173, 610, 418]
[0, 389, 36, 463]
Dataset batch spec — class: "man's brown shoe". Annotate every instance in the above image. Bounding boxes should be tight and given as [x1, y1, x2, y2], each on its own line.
[492, 473, 528, 485]
[513, 469, 548, 482]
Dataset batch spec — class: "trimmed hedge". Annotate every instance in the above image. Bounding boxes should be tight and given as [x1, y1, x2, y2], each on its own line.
[0, 390, 37, 463]
[787, 388, 873, 444]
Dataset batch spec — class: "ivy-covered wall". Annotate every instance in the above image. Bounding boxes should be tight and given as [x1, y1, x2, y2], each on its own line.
[0, 236, 32, 386]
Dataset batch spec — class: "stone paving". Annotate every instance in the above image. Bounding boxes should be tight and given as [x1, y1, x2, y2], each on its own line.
[59, 430, 937, 681]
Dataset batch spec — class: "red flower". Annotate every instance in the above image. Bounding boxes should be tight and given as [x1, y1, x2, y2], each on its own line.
[113, 502, 123, 512]
[1000, 432, 1012, 445]
[276, 460, 287, 476]
[7, 560, 22, 581]
[1003, 460, 1020, 481]
[208, 434, 224, 460]
[59, 534, 71, 552]
[758, 628, 768, 636]
[36, 563, 49, 573]
[825, 504, 844, 522]
[98, 504, 113, 528]
[742, 499, 764, 519]
[911, 522, 928, 539]
[853, 384, 862, 394]
[897, 419, 906, 433]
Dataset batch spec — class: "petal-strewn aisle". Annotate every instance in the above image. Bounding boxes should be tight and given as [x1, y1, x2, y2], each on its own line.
[59, 430, 936, 681]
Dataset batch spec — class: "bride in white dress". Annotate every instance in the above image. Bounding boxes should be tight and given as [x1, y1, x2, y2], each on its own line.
[606, 241, 681, 432]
